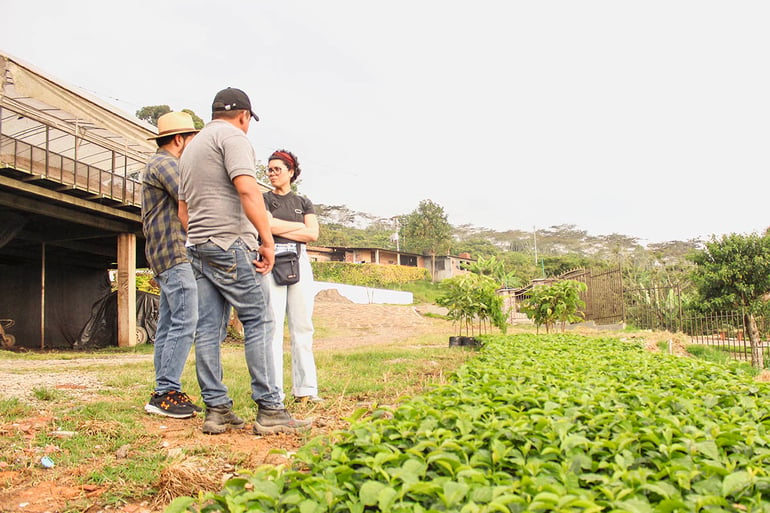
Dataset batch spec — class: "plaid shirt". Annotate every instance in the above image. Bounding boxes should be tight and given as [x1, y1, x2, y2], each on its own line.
[141, 149, 188, 275]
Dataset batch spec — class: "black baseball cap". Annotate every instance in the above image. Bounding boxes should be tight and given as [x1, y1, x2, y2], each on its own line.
[212, 87, 259, 121]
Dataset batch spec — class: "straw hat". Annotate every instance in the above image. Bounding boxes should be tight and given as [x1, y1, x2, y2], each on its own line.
[147, 111, 200, 140]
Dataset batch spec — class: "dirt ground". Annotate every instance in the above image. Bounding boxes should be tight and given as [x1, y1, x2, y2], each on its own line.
[0, 292, 733, 513]
[0, 291, 459, 513]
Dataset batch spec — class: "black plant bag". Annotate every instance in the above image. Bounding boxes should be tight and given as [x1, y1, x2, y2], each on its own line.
[272, 251, 300, 285]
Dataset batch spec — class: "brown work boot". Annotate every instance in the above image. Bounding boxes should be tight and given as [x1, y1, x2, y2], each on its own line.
[202, 404, 245, 435]
[253, 407, 312, 435]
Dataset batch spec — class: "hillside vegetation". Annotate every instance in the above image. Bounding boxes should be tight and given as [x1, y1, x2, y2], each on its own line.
[315, 204, 701, 285]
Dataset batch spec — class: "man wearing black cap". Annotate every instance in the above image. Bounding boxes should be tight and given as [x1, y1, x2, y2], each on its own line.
[179, 87, 310, 435]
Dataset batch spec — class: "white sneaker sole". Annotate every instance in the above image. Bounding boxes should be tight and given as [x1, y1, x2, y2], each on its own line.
[294, 396, 325, 404]
[144, 403, 195, 419]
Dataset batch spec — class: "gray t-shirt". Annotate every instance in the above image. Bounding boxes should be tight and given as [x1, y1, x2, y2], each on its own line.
[179, 119, 260, 250]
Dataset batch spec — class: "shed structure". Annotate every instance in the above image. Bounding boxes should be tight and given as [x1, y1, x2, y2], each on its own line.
[0, 50, 154, 349]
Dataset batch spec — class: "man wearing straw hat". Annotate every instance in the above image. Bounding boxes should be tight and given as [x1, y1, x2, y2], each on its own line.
[142, 111, 201, 419]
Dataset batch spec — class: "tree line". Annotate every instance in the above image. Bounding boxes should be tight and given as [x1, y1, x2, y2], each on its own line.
[314, 201, 703, 284]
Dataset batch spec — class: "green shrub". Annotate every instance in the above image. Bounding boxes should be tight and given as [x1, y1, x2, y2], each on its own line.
[521, 279, 587, 333]
[311, 262, 430, 288]
[136, 270, 160, 294]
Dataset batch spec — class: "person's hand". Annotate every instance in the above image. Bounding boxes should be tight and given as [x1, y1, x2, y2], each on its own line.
[254, 245, 275, 275]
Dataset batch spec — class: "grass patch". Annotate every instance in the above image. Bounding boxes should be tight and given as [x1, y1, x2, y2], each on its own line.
[395, 279, 445, 304]
[0, 343, 154, 361]
[101, 362, 154, 389]
[169, 340, 474, 421]
[94, 344, 155, 355]
[315, 347, 471, 399]
[686, 343, 733, 364]
[311, 324, 334, 339]
[32, 385, 62, 401]
[422, 311, 449, 320]
[701, 343, 770, 361]
[0, 397, 32, 419]
[86, 450, 166, 493]
[686, 344, 760, 375]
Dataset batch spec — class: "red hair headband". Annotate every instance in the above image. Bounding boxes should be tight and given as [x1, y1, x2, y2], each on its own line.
[270, 151, 295, 169]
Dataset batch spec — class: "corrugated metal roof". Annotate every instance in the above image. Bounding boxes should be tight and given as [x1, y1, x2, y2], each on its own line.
[1, 49, 156, 169]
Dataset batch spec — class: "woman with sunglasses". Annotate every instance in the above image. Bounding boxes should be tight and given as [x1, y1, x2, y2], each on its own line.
[264, 149, 322, 403]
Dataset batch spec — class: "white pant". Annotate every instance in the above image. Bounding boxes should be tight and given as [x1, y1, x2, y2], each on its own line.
[268, 247, 318, 401]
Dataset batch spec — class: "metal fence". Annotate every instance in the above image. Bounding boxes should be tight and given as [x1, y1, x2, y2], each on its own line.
[623, 285, 682, 333]
[514, 268, 768, 363]
[680, 310, 753, 362]
[563, 267, 625, 325]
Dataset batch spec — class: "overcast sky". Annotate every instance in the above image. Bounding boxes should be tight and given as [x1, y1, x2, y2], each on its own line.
[3, 1, 769, 244]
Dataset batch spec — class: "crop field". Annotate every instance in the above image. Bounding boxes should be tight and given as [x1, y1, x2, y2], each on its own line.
[172, 333, 770, 513]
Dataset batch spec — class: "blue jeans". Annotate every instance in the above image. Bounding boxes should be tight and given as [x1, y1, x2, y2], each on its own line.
[153, 262, 198, 394]
[188, 239, 282, 409]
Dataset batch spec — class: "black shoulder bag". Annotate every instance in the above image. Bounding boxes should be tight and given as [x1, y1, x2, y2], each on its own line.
[272, 245, 300, 285]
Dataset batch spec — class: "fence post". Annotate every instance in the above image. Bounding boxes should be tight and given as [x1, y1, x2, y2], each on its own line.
[619, 265, 625, 325]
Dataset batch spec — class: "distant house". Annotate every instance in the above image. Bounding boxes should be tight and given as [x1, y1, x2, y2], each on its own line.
[307, 246, 474, 281]
[433, 252, 475, 282]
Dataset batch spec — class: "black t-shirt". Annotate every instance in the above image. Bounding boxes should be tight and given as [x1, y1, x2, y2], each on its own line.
[263, 190, 315, 245]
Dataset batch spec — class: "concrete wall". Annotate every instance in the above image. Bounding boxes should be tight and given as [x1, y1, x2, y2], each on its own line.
[313, 281, 413, 305]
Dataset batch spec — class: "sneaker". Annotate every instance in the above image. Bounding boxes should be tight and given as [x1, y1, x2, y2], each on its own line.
[144, 391, 197, 419]
[294, 395, 324, 404]
[253, 407, 312, 435]
[202, 404, 245, 435]
[176, 391, 203, 413]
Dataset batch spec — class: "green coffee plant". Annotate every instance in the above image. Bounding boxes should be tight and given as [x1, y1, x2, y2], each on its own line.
[436, 273, 508, 336]
[169, 333, 770, 512]
[520, 279, 587, 333]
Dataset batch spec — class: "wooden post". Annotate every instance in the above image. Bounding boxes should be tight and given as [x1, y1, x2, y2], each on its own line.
[117, 233, 136, 347]
[40, 242, 45, 349]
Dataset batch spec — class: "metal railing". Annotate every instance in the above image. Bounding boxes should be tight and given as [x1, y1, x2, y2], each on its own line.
[0, 133, 141, 206]
[681, 310, 770, 363]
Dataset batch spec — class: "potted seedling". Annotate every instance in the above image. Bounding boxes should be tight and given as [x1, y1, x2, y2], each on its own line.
[437, 273, 508, 348]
